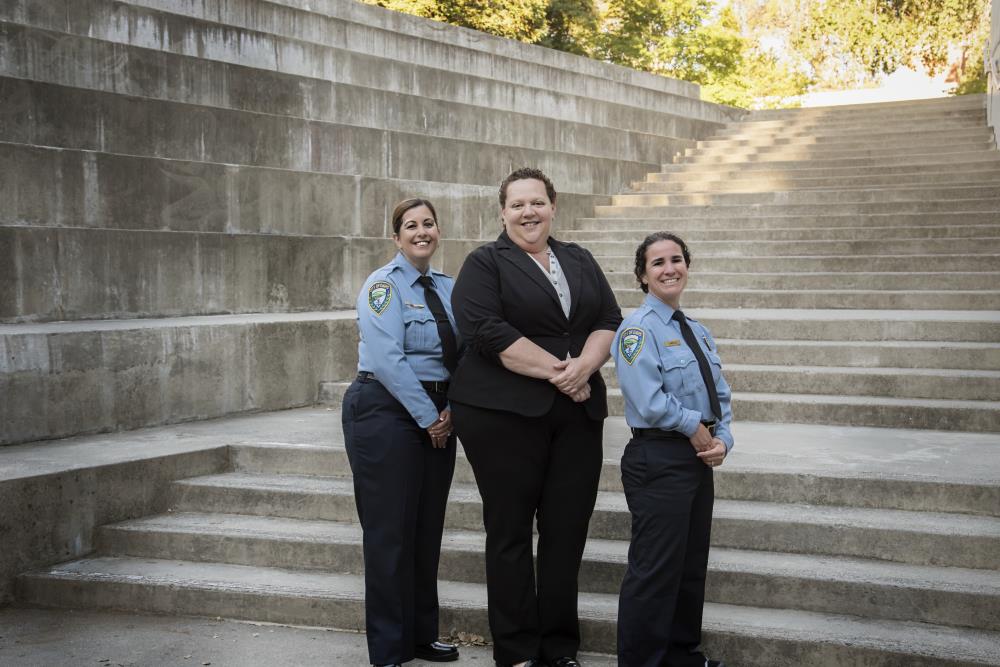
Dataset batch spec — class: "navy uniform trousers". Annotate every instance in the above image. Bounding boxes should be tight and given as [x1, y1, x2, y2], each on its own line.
[341, 376, 456, 665]
[617, 432, 714, 667]
[451, 393, 604, 665]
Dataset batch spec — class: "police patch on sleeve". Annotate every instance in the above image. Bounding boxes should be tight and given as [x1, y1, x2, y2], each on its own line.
[368, 281, 392, 315]
[619, 327, 645, 365]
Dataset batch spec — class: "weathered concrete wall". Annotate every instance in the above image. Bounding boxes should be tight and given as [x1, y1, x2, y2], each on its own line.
[0, 314, 360, 445]
[0, 0, 737, 445]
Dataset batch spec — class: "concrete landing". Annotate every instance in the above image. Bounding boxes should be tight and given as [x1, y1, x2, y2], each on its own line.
[5, 406, 999, 487]
[0, 606, 617, 666]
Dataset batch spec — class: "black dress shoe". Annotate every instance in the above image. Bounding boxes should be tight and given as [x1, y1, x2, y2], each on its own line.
[551, 658, 581, 667]
[414, 640, 459, 662]
[373, 664, 401, 666]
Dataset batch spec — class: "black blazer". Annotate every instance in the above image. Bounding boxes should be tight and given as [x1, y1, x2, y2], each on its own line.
[448, 231, 623, 420]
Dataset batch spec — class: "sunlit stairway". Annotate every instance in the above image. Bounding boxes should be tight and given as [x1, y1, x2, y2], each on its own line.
[563, 95, 1000, 433]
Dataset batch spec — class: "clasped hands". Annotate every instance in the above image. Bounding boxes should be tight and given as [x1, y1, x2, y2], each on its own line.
[549, 357, 592, 403]
[426, 409, 452, 449]
[689, 422, 727, 468]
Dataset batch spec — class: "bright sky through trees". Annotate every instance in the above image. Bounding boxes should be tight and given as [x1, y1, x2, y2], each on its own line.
[362, 0, 990, 108]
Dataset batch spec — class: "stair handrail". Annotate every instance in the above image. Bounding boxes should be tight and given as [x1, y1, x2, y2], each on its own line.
[988, 36, 999, 93]
[988, 24, 1000, 149]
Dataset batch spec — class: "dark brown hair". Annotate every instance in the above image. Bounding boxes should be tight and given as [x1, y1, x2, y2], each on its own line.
[634, 232, 692, 293]
[498, 168, 556, 207]
[391, 198, 438, 236]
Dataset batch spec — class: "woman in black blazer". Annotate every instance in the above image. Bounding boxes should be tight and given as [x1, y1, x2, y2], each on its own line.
[449, 168, 623, 667]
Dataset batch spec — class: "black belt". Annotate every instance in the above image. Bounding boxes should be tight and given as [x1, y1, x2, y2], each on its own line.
[631, 420, 716, 439]
[356, 371, 449, 394]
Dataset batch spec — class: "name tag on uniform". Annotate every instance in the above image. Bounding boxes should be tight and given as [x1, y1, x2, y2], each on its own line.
[664, 339, 681, 347]
[405, 303, 426, 309]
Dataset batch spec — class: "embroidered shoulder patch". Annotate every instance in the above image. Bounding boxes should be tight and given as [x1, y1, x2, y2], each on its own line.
[368, 281, 392, 315]
[619, 327, 645, 365]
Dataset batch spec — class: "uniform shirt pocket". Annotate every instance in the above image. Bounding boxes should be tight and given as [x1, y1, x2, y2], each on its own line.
[706, 350, 724, 383]
[402, 308, 435, 353]
[660, 348, 700, 398]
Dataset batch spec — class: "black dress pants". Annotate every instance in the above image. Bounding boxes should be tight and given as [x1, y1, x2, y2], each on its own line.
[342, 377, 457, 665]
[451, 394, 604, 665]
[617, 433, 714, 667]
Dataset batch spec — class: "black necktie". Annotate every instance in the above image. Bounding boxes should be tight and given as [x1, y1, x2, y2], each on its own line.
[417, 275, 459, 376]
[672, 309, 722, 422]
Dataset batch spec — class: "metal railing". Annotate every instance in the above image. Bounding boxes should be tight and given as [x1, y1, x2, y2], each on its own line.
[989, 1, 1000, 148]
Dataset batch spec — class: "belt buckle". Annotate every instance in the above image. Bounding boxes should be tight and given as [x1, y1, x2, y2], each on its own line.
[703, 420, 717, 436]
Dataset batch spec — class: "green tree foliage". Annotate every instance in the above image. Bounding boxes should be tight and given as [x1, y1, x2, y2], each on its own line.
[592, 0, 743, 86]
[362, 0, 548, 42]
[361, 0, 990, 107]
[711, 0, 812, 108]
[538, 0, 599, 55]
[794, 0, 990, 88]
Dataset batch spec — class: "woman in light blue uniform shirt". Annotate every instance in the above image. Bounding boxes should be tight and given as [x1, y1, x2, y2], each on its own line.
[342, 198, 461, 667]
[612, 232, 733, 667]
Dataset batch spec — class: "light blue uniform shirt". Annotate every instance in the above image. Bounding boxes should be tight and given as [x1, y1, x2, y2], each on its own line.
[611, 293, 734, 452]
[356, 252, 459, 429]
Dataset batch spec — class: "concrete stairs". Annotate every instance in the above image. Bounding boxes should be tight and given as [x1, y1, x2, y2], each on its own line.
[0, 0, 737, 445]
[562, 95, 1000, 433]
[15, 412, 1000, 665]
[5, 2, 1000, 665]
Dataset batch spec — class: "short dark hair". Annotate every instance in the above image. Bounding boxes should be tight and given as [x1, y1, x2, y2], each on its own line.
[634, 232, 692, 293]
[391, 198, 438, 236]
[498, 167, 557, 207]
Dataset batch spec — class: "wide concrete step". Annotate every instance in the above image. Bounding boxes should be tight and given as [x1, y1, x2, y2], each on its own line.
[713, 339, 1000, 370]
[593, 197, 1000, 219]
[568, 224, 1000, 243]
[715, 116, 988, 139]
[609, 389, 1000, 432]
[747, 95, 985, 118]
[2, 224, 498, 321]
[588, 237, 1000, 257]
[696, 127, 992, 151]
[0, 141, 600, 241]
[4, 78, 653, 194]
[573, 212, 1000, 231]
[226, 419, 1000, 515]
[97, 512, 1000, 632]
[610, 185, 1000, 207]
[0, 311, 359, 445]
[595, 254, 1000, 274]
[671, 148, 1000, 170]
[632, 171, 1000, 193]
[19, 557, 1000, 666]
[686, 308, 1000, 344]
[268, 0, 700, 100]
[612, 287, 1000, 310]
[0, 22, 687, 166]
[649, 160, 1000, 181]
[168, 473, 1000, 566]
[683, 140, 995, 162]
[4, 0, 731, 131]
[661, 150, 1000, 173]
[122, 0, 721, 116]
[605, 270, 1000, 291]
[741, 106, 988, 128]
[601, 364, 1000, 401]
